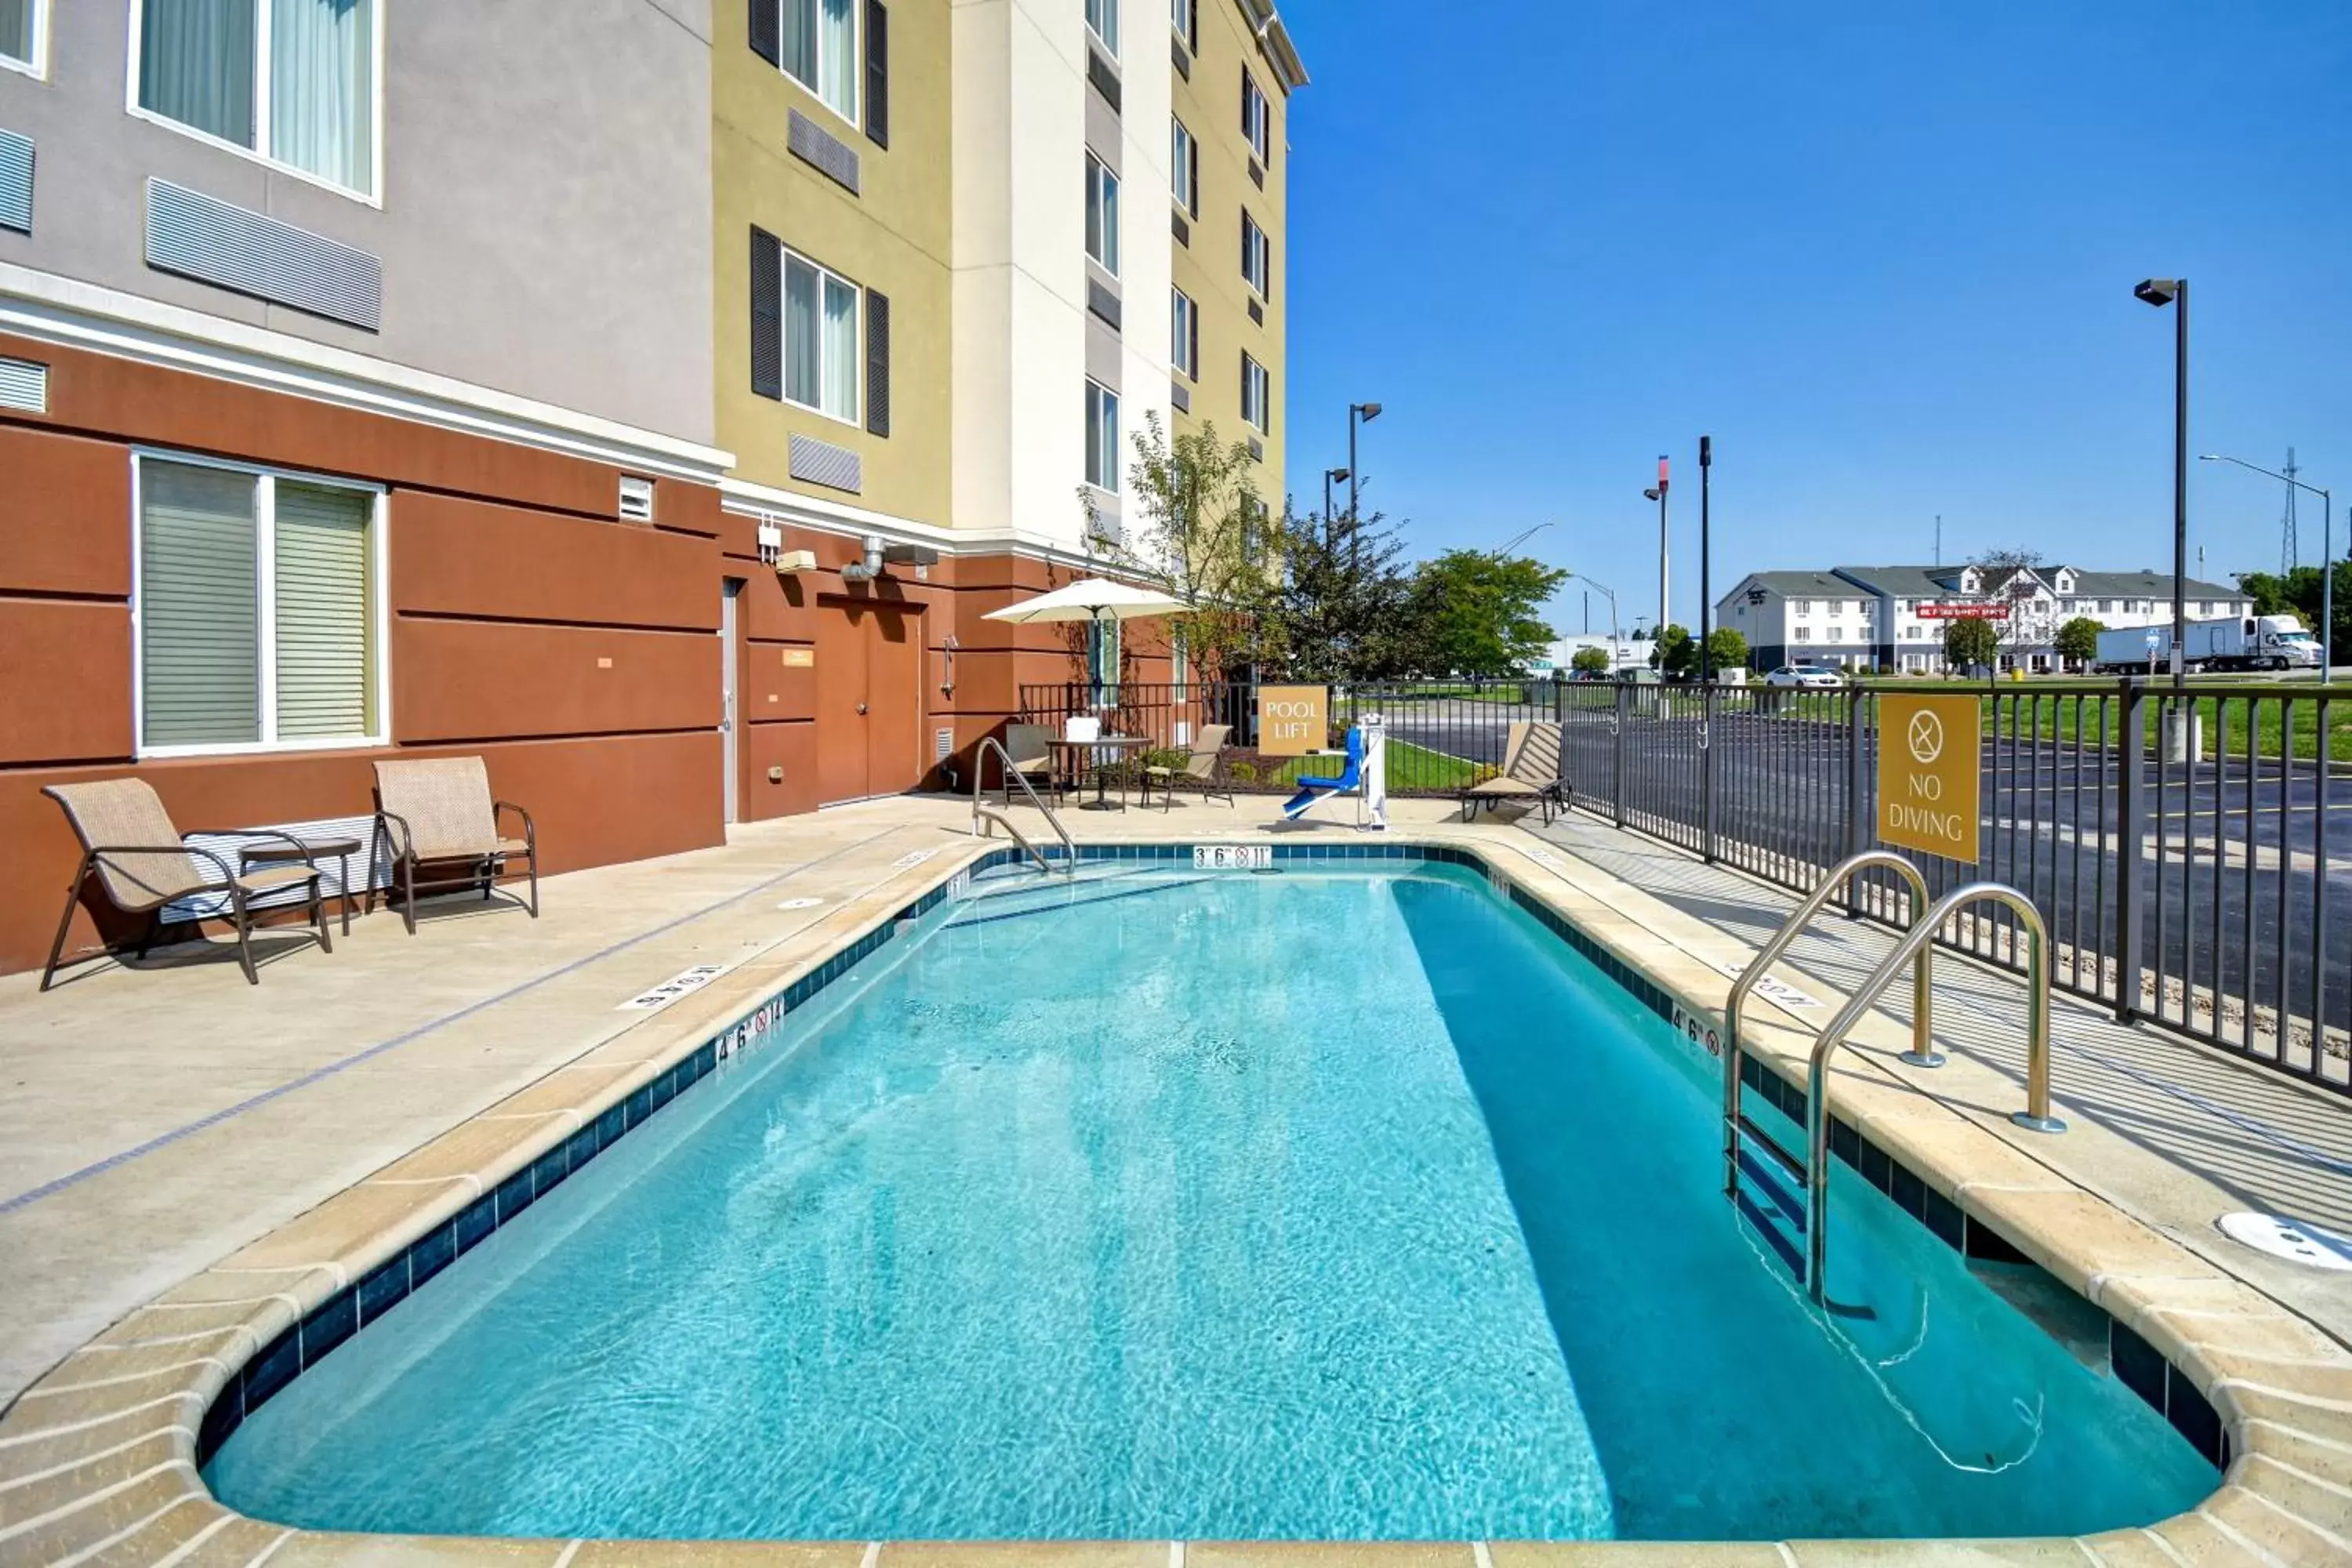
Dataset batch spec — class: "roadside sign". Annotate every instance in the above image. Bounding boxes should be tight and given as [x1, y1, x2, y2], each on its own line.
[1877, 691, 1980, 864]
[1258, 684, 1328, 757]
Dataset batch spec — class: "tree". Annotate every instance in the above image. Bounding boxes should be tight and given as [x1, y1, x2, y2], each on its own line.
[1083, 413, 1281, 684]
[1971, 546, 2049, 665]
[1396, 550, 1569, 677]
[2053, 615, 2104, 670]
[1705, 626, 1750, 677]
[1944, 615, 1998, 675]
[1275, 506, 1415, 682]
[1570, 646, 1612, 675]
[2238, 564, 2350, 662]
[1653, 622, 1695, 678]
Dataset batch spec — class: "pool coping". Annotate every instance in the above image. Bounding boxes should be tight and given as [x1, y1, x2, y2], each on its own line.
[4, 828, 2350, 1567]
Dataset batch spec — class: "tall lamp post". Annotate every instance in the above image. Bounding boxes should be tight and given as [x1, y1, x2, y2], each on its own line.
[1643, 456, 1670, 635]
[1323, 466, 1349, 543]
[1565, 571, 1621, 644]
[2134, 278, 2190, 685]
[1698, 436, 1714, 684]
[1346, 402, 1382, 525]
[2200, 452, 2333, 682]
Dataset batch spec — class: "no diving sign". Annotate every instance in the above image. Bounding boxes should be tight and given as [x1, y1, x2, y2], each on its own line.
[1877, 692, 1980, 864]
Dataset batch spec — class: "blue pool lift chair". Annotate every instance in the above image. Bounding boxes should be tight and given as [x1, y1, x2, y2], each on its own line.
[1280, 725, 1365, 820]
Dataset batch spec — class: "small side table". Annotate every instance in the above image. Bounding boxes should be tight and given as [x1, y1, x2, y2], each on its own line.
[245, 837, 362, 935]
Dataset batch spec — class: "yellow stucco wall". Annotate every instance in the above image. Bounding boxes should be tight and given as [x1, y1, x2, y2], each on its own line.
[712, 0, 955, 527]
[1172, 0, 1289, 513]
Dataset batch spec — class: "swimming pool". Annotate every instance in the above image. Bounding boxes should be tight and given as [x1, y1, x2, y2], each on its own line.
[204, 855, 2216, 1542]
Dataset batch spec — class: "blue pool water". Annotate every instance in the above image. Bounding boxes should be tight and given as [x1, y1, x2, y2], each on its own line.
[207, 863, 2214, 1541]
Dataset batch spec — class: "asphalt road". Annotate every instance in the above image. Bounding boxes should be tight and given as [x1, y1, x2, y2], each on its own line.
[1380, 698, 2352, 1040]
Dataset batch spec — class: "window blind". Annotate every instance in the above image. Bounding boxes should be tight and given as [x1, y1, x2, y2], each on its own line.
[142, 460, 260, 746]
[273, 480, 373, 739]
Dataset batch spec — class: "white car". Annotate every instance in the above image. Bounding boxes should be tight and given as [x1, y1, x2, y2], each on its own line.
[1764, 663, 1843, 689]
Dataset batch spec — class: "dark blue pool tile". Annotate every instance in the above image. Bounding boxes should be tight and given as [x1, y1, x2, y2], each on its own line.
[241, 1328, 301, 1410]
[595, 1103, 625, 1149]
[1828, 1116, 1862, 1168]
[1888, 1161, 1927, 1221]
[1964, 1214, 2031, 1266]
[1923, 1187, 1965, 1251]
[2165, 1365, 2224, 1466]
[1858, 1138, 1892, 1195]
[196, 1381, 242, 1462]
[494, 1169, 535, 1224]
[456, 1193, 497, 1256]
[357, 1256, 410, 1325]
[695, 1042, 717, 1076]
[300, 1287, 356, 1366]
[531, 1146, 568, 1197]
[624, 1084, 655, 1128]
[650, 1069, 677, 1111]
[567, 1125, 601, 1170]
[409, 1218, 458, 1286]
[2111, 1319, 2169, 1414]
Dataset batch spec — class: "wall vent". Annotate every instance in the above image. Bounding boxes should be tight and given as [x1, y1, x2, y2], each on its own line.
[1171, 38, 1191, 79]
[1170, 380, 1190, 413]
[1249, 158, 1265, 189]
[618, 477, 656, 521]
[0, 355, 48, 414]
[787, 109, 862, 194]
[1247, 298, 1264, 325]
[1171, 211, 1189, 247]
[1087, 49, 1122, 113]
[145, 180, 382, 331]
[1087, 508, 1124, 549]
[1247, 437, 1265, 463]
[1086, 278, 1122, 330]
[935, 727, 953, 762]
[789, 432, 863, 493]
[0, 129, 31, 234]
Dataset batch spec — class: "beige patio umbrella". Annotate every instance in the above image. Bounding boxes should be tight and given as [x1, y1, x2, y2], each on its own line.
[983, 576, 1185, 702]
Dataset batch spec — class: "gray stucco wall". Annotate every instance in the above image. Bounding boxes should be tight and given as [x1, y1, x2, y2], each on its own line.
[0, 0, 716, 445]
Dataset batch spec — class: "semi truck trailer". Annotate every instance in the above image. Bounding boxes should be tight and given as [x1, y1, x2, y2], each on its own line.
[2092, 614, 2321, 673]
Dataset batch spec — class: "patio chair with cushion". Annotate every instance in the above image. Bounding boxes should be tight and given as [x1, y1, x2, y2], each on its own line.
[1000, 724, 1062, 804]
[371, 757, 539, 935]
[1145, 724, 1236, 811]
[39, 779, 332, 990]
[1459, 720, 1567, 825]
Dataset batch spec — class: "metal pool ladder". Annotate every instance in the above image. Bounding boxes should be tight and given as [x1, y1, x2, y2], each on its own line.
[970, 736, 1074, 877]
[1722, 856, 2065, 1303]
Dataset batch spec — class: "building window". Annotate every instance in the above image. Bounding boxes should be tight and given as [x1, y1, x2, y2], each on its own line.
[1085, 153, 1121, 276]
[780, 0, 859, 123]
[1828, 626, 1843, 642]
[1085, 0, 1118, 56]
[1794, 599, 1810, 615]
[1171, 116, 1198, 216]
[1240, 353, 1270, 434]
[1241, 209, 1271, 297]
[1241, 66, 1269, 163]
[2198, 600, 2212, 616]
[1171, 286, 1196, 378]
[133, 0, 379, 198]
[753, 241, 866, 423]
[1085, 379, 1120, 492]
[1087, 616, 1121, 702]
[1171, 0, 1192, 48]
[136, 455, 384, 754]
[2, 0, 45, 74]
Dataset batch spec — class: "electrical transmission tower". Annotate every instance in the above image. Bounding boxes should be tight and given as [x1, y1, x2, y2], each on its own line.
[2282, 448, 2299, 575]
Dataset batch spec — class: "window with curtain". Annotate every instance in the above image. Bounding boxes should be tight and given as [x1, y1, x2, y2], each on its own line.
[1171, 117, 1196, 217]
[1171, 287, 1196, 378]
[137, 0, 375, 196]
[1241, 67, 1269, 162]
[777, 246, 861, 423]
[1087, 618, 1121, 703]
[1240, 354, 1269, 434]
[1085, 0, 1118, 57]
[1084, 154, 1120, 276]
[138, 456, 381, 753]
[1241, 209, 1270, 297]
[1084, 379, 1120, 492]
[780, 0, 858, 122]
[1, 0, 41, 71]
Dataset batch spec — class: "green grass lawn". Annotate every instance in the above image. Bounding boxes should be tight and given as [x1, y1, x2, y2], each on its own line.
[1726, 680, 2351, 761]
[1230, 739, 1486, 793]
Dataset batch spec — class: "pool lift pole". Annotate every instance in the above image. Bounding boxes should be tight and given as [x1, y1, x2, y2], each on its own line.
[1361, 713, 1388, 831]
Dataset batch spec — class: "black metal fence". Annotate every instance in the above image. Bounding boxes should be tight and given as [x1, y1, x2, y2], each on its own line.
[1018, 674, 2347, 1093]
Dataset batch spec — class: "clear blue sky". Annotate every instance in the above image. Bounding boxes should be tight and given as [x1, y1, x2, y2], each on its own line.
[1277, 0, 2352, 638]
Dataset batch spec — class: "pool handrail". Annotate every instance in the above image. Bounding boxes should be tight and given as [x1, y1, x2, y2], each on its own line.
[1722, 851, 1935, 1200]
[1802, 880, 2061, 1303]
[971, 735, 1074, 877]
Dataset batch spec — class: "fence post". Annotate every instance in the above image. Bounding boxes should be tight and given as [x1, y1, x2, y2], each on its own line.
[2114, 677, 2145, 1024]
[1613, 681, 1628, 828]
[1846, 686, 1868, 862]
[1701, 683, 1719, 864]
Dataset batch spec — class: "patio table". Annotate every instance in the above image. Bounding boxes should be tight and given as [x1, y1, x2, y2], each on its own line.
[1047, 735, 1149, 811]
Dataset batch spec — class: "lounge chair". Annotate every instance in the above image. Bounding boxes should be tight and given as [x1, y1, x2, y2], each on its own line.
[39, 779, 332, 989]
[1146, 724, 1235, 811]
[1001, 724, 1062, 804]
[371, 757, 539, 934]
[1459, 720, 1566, 824]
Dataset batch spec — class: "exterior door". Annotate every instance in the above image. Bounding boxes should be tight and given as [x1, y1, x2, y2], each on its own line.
[815, 601, 872, 804]
[815, 598, 924, 804]
[720, 580, 742, 822]
[863, 604, 923, 795]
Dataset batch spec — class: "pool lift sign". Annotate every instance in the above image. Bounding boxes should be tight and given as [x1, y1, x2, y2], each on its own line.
[1877, 692, 1980, 864]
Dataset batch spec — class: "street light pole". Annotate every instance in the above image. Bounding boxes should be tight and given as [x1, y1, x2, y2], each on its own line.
[1699, 436, 1714, 684]
[1346, 403, 1382, 564]
[1323, 466, 1349, 546]
[1566, 572, 1621, 644]
[2135, 278, 2190, 685]
[2199, 452, 2335, 682]
[1643, 456, 1670, 634]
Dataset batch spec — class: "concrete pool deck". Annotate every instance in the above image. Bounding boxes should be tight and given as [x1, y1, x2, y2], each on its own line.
[3, 792, 2351, 1566]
